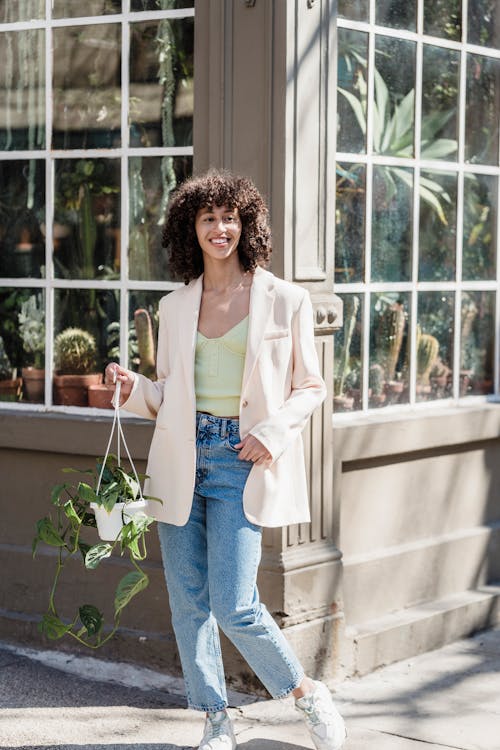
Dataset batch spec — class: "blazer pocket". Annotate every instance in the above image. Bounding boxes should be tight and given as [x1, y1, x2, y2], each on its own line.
[263, 329, 290, 340]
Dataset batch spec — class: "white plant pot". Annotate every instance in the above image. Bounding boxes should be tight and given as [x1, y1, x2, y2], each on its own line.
[91, 499, 147, 541]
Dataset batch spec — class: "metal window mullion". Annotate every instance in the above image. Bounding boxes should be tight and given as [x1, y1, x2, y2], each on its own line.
[44, 0, 54, 407]
[120, 7, 131, 370]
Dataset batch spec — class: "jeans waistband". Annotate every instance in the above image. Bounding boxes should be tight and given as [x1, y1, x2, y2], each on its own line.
[196, 411, 240, 438]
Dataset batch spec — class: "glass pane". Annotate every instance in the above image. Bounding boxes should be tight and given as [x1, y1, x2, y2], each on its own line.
[131, 0, 194, 9]
[53, 24, 121, 149]
[0, 288, 45, 403]
[424, 0, 462, 40]
[419, 170, 457, 282]
[421, 45, 459, 161]
[465, 54, 500, 166]
[370, 292, 410, 407]
[371, 166, 413, 282]
[130, 17, 194, 148]
[53, 289, 119, 406]
[0, 30, 45, 151]
[334, 294, 363, 413]
[376, 0, 416, 31]
[463, 174, 497, 281]
[128, 291, 166, 377]
[468, 0, 500, 48]
[337, 30, 368, 154]
[129, 155, 192, 281]
[52, 0, 121, 17]
[0, 160, 45, 278]
[338, 0, 368, 22]
[54, 158, 121, 280]
[461, 291, 494, 396]
[374, 37, 416, 157]
[0, 1, 45, 21]
[417, 292, 454, 401]
[335, 163, 365, 284]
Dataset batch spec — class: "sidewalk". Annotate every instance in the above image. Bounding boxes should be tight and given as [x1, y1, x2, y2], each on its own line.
[1, 627, 499, 749]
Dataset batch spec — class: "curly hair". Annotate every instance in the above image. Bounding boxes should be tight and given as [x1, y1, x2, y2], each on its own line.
[162, 169, 272, 283]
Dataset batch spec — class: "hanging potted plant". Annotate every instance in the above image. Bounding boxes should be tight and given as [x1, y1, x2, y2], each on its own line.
[32, 383, 162, 648]
[0, 336, 21, 402]
[18, 294, 45, 402]
[53, 327, 103, 406]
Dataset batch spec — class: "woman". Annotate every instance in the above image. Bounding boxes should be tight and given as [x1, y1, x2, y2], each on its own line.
[105, 170, 346, 750]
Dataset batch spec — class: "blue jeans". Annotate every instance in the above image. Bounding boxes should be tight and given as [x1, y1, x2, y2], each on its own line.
[157, 412, 305, 712]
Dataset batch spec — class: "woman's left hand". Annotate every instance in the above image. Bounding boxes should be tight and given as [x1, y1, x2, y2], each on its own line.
[234, 435, 272, 465]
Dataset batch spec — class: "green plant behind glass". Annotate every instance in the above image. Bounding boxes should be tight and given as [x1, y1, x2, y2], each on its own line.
[18, 294, 45, 369]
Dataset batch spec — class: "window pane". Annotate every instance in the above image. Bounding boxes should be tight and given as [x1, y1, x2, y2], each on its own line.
[337, 30, 368, 154]
[421, 45, 459, 161]
[54, 158, 121, 280]
[417, 292, 454, 401]
[128, 291, 166, 377]
[462, 174, 497, 281]
[52, 0, 121, 17]
[334, 294, 362, 412]
[461, 291, 494, 395]
[130, 18, 194, 148]
[53, 289, 119, 406]
[374, 37, 416, 158]
[468, 0, 500, 48]
[129, 155, 192, 281]
[0, 1, 45, 21]
[419, 170, 457, 281]
[465, 54, 500, 166]
[0, 160, 45, 279]
[53, 24, 121, 149]
[0, 288, 45, 403]
[370, 292, 410, 407]
[376, 0, 416, 31]
[424, 0, 462, 41]
[0, 30, 45, 151]
[131, 0, 194, 9]
[371, 166, 413, 282]
[335, 163, 365, 284]
[338, 0, 368, 23]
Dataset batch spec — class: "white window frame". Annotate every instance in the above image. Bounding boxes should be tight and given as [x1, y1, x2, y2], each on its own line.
[334, 0, 500, 416]
[0, 0, 194, 413]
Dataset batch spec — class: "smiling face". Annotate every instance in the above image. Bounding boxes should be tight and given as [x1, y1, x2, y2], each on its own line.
[194, 204, 242, 265]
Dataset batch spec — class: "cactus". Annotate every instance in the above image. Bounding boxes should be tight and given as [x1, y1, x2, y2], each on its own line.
[377, 301, 406, 382]
[134, 309, 156, 380]
[417, 331, 439, 386]
[54, 328, 98, 375]
[18, 294, 45, 368]
[368, 363, 385, 396]
[334, 295, 359, 397]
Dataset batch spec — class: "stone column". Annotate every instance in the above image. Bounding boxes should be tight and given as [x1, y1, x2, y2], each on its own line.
[194, 0, 344, 680]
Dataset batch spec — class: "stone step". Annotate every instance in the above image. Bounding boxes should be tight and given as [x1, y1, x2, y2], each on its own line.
[343, 585, 500, 677]
[343, 524, 500, 625]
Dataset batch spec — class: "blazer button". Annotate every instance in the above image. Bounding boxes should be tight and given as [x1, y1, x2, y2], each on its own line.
[242, 399, 248, 407]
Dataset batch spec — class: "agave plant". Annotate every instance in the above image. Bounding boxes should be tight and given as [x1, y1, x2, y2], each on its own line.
[338, 68, 458, 223]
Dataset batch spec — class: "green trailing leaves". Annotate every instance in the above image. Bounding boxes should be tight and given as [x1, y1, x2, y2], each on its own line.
[79, 605, 103, 637]
[115, 571, 149, 613]
[35, 517, 66, 548]
[38, 613, 72, 640]
[85, 543, 113, 570]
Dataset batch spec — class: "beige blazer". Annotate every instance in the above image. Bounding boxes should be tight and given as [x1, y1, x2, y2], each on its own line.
[122, 266, 326, 527]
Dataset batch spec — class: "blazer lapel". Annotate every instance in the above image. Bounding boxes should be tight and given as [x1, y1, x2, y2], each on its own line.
[242, 267, 275, 392]
[179, 275, 203, 409]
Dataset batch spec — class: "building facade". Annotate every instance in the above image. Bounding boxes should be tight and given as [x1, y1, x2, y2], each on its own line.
[0, 0, 499, 686]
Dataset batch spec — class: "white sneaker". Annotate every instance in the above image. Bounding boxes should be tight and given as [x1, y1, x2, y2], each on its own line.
[198, 710, 237, 750]
[295, 681, 347, 750]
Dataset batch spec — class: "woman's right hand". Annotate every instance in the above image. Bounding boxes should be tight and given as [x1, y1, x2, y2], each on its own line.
[104, 363, 135, 404]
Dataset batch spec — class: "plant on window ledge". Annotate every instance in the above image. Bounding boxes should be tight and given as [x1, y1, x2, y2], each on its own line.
[53, 327, 103, 407]
[18, 294, 45, 402]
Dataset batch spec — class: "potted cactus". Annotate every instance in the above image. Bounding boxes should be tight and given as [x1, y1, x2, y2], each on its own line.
[369, 363, 386, 407]
[18, 294, 45, 402]
[53, 328, 103, 406]
[0, 336, 21, 401]
[416, 331, 440, 398]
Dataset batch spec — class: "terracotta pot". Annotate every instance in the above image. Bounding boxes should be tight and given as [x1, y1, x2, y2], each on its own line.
[0, 377, 22, 402]
[53, 373, 103, 407]
[22, 367, 45, 402]
[369, 393, 386, 407]
[333, 395, 354, 412]
[88, 383, 116, 409]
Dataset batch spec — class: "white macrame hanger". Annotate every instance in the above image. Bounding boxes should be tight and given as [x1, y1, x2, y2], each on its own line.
[96, 375, 144, 501]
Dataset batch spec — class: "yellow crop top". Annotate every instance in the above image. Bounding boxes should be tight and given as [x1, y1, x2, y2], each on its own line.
[195, 316, 249, 417]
